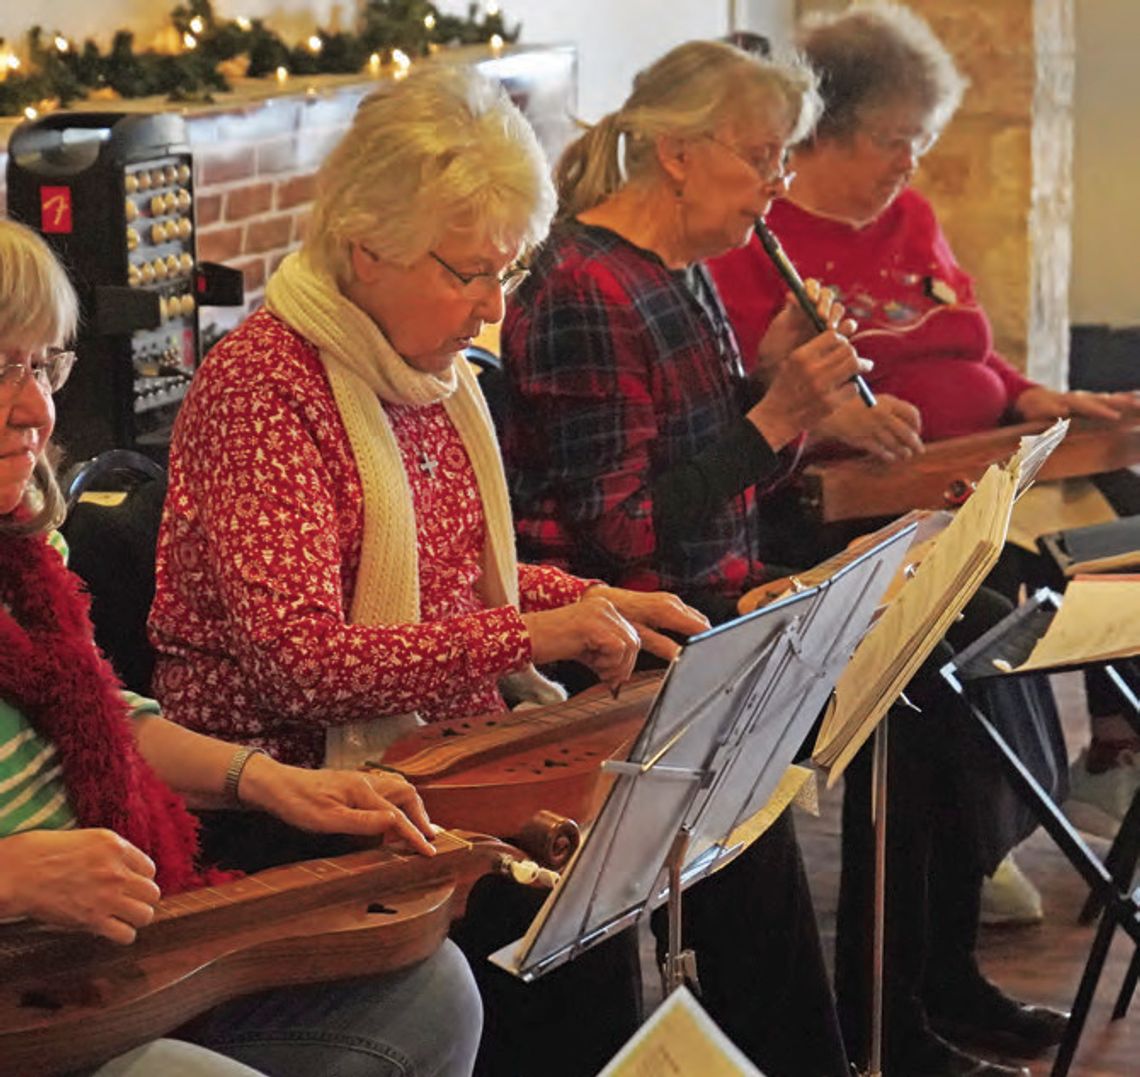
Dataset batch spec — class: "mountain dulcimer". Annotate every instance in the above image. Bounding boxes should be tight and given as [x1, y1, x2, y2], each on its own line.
[0, 828, 541, 1076]
[381, 671, 665, 852]
[801, 413, 1140, 523]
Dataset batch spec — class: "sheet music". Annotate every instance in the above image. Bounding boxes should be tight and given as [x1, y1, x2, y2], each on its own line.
[814, 457, 1020, 782]
[599, 986, 764, 1076]
[492, 527, 913, 982]
[1005, 576, 1140, 671]
[1007, 478, 1115, 552]
[1014, 418, 1069, 493]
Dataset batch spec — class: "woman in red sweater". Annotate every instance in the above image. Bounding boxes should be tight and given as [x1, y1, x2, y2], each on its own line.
[711, 4, 1139, 840]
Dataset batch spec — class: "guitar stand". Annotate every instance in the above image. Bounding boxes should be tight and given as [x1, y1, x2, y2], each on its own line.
[940, 593, 1140, 1077]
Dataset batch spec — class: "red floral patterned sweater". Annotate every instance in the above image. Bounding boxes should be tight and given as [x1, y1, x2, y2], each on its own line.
[150, 309, 586, 767]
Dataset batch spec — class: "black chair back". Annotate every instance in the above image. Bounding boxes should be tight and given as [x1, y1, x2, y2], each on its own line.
[60, 451, 167, 695]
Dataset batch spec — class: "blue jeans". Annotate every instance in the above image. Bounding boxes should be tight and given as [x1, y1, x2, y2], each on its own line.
[179, 940, 482, 1077]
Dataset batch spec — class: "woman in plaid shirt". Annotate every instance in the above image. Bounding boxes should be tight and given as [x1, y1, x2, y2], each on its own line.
[502, 40, 868, 1077]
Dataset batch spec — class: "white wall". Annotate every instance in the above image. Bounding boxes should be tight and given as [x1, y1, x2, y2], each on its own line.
[1071, 0, 1140, 327]
[437, 0, 796, 121]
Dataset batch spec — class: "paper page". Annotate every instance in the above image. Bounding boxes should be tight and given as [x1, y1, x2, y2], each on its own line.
[1011, 577, 1140, 671]
[722, 764, 815, 855]
[815, 461, 1017, 781]
[599, 986, 764, 1077]
[1007, 478, 1116, 552]
[1015, 418, 1069, 494]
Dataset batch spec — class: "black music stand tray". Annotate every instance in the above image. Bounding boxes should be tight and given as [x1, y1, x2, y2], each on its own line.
[939, 590, 1140, 1077]
[489, 526, 914, 1003]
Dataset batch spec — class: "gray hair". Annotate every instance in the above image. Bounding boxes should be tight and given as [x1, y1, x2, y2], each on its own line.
[798, 1, 967, 142]
[556, 40, 821, 221]
[0, 218, 77, 536]
[305, 65, 556, 284]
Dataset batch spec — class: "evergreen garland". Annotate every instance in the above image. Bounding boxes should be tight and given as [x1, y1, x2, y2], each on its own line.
[0, 1, 519, 116]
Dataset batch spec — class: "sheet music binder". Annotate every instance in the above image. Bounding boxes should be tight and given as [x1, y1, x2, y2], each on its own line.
[490, 523, 915, 982]
[1038, 513, 1140, 581]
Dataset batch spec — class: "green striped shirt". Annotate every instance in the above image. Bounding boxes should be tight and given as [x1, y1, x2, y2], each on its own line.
[0, 532, 162, 836]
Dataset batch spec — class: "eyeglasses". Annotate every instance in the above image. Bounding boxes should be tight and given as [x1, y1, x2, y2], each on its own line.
[863, 125, 940, 160]
[704, 135, 795, 192]
[428, 250, 530, 297]
[0, 348, 77, 403]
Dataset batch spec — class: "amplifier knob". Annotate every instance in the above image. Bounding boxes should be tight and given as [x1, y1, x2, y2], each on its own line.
[177, 163, 191, 184]
[125, 200, 139, 222]
[151, 222, 168, 244]
[153, 259, 169, 281]
[176, 218, 193, 240]
[140, 262, 156, 284]
[176, 189, 192, 211]
[138, 171, 152, 191]
[179, 294, 197, 317]
[125, 173, 140, 194]
[179, 252, 195, 273]
[125, 227, 139, 251]
[164, 165, 179, 185]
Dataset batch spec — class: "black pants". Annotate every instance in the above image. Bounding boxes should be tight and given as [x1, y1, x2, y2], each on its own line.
[833, 590, 1017, 1066]
[449, 810, 848, 1077]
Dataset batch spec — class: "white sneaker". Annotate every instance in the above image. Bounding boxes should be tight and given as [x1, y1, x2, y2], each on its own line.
[979, 854, 1043, 927]
[1063, 747, 1140, 840]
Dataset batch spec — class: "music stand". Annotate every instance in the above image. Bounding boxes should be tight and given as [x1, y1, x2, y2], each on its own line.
[940, 590, 1140, 1077]
[490, 524, 914, 991]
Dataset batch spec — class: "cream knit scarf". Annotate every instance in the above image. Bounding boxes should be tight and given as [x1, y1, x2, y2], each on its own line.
[265, 252, 564, 768]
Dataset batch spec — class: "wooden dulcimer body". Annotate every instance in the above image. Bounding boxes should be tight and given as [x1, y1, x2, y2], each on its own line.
[0, 830, 515, 1076]
[382, 671, 664, 847]
[801, 413, 1140, 524]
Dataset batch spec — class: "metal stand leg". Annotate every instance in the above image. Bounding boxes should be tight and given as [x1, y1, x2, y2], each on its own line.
[1113, 933, 1140, 1020]
[1078, 787, 1140, 925]
[867, 716, 889, 1077]
[1050, 909, 1118, 1077]
[660, 825, 700, 997]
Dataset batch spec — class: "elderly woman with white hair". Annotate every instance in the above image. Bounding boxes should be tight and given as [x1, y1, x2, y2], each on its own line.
[150, 65, 708, 1075]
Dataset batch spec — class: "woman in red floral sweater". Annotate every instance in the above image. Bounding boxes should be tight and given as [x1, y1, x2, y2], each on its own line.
[150, 71, 703, 774]
[150, 64, 707, 1077]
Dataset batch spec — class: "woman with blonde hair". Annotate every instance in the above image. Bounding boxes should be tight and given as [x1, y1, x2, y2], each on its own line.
[501, 39, 867, 1076]
[0, 216, 482, 1076]
[151, 65, 708, 1075]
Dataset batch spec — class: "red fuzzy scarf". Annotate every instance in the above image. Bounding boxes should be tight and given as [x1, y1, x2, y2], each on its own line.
[0, 531, 210, 895]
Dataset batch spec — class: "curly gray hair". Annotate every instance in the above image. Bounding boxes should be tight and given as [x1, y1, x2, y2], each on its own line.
[798, 1, 967, 143]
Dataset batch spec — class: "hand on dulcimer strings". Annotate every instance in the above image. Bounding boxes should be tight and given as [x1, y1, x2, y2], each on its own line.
[0, 826, 556, 1077]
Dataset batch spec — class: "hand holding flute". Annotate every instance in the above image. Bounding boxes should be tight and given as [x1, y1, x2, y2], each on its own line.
[754, 217, 877, 408]
[742, 222, 875, 452]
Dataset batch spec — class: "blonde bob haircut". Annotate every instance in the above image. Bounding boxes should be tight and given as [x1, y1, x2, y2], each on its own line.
[0, 218, 79, 536]
[798, 1, 967, 143]
[556, 40, 821, 222]
[305, 65, 556, 284]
